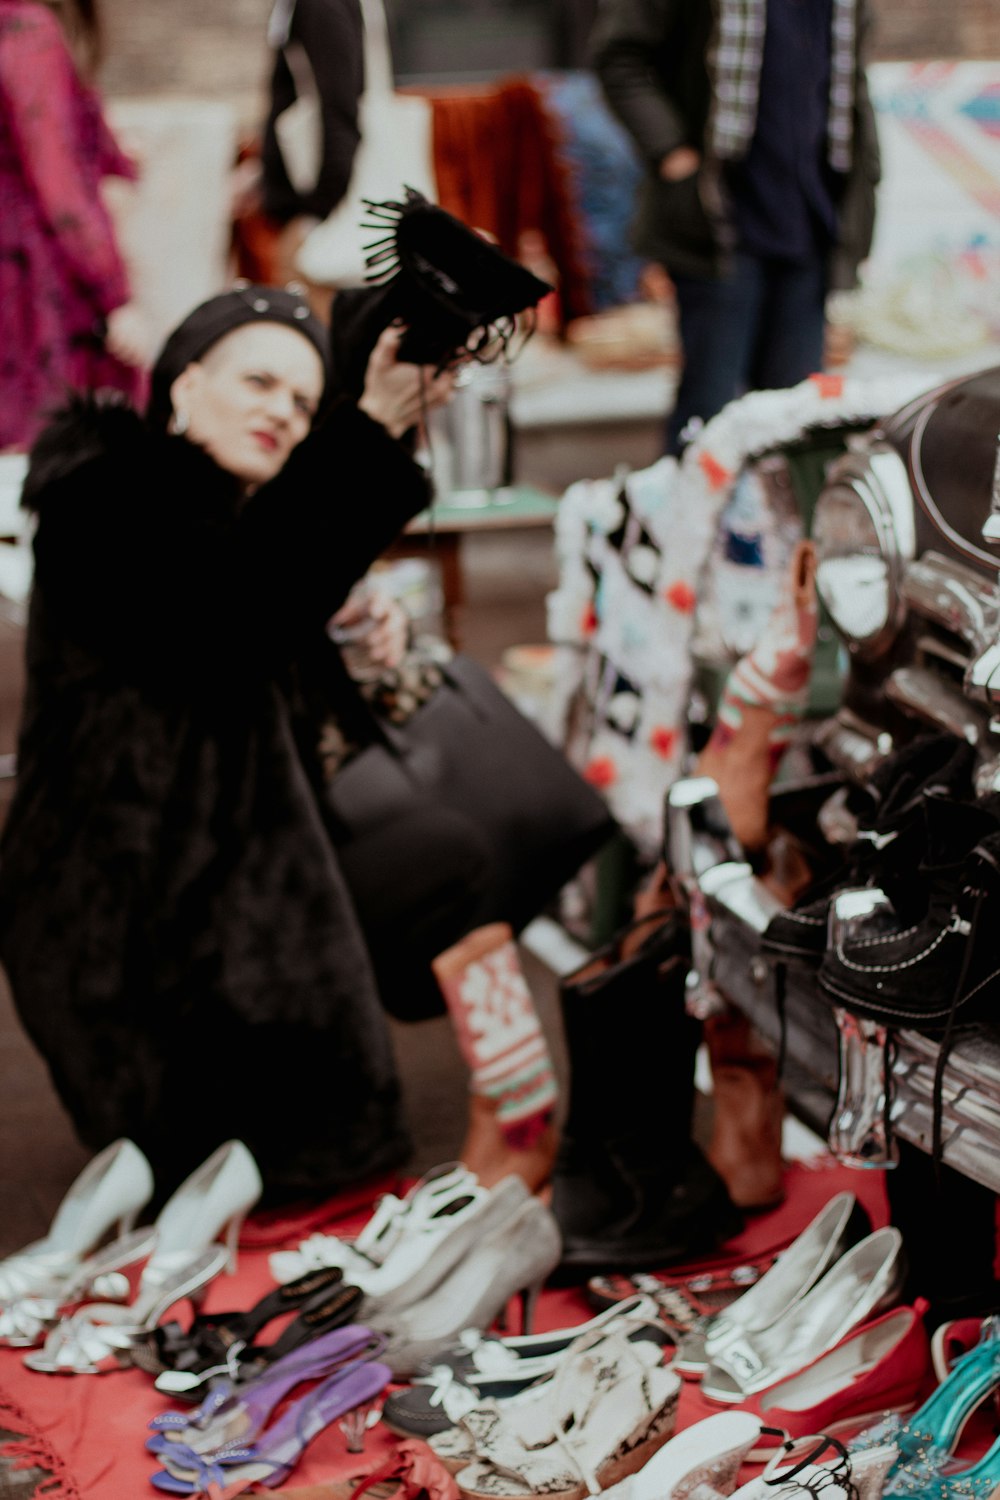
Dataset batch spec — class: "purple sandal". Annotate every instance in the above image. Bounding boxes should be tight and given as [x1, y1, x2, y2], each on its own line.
[147, 1323, 384, 1456]
[149, 1348, 392, 1494]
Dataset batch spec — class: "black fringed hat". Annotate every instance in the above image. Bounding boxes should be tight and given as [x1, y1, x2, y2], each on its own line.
[147, 283, 329, 429]
[330, 188, 554, 397]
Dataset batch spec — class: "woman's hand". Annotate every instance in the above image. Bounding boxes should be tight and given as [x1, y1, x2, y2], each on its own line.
[330, 585, 409, 672]
[357, 325, 455, 441]
[367, 593, 408, 668]
[659, 146, 701, 182]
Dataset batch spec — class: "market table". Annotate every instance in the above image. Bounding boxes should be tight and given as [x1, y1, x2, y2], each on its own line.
[0, 1158, 889, 1499]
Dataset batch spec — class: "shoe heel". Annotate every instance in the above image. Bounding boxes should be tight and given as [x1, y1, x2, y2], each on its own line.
[187, 1279, 213, 1318]
[496, 1279, 540, 1334]
[517, 1278, 544, 1335]
[339, 1400, 380, 1454]
[116, 1206, 141, 1238]
[224, 1211, 246, 1274]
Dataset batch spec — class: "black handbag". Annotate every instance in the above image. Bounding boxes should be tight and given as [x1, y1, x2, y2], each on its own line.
[329, 188, 553, 396]
[325, 653, 617, 935]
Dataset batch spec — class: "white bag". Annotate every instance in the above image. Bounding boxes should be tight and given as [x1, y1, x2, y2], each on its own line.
[294, 0, 436, 288]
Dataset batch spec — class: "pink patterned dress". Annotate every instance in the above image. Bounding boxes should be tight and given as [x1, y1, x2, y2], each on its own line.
[0, 0, 140, 451]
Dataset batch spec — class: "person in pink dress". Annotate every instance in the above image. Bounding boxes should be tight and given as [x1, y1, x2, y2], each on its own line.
[0, 0, 145, 451]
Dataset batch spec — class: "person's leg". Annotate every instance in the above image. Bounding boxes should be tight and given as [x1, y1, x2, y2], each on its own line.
[750, 257, 827, 391]
[334, 803, 493, 1022]
[335, 804, 558, 1188]
[666, 253, 766, 455]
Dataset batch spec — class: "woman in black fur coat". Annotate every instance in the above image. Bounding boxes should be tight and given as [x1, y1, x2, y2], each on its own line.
[0, 285, 457, 1200]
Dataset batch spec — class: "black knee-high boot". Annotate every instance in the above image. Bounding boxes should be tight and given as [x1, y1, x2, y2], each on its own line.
[551, 910, 741, 1272]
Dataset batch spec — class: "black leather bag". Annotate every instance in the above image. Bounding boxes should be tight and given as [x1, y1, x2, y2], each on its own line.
[329, 189, 553, 395]
[326, 653, 617, 934]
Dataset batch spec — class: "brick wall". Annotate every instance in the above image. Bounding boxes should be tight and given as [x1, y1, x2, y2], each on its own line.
[100, 0, 272, 129]
[98, 0, 999, 117]
[869, 0, 998, 60]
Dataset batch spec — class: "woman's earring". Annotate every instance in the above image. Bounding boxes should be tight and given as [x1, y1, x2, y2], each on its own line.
[170, 409, 190, 436]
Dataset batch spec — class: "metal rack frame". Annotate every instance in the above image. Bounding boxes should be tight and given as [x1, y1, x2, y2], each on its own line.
[668, 780, 1000, 1197]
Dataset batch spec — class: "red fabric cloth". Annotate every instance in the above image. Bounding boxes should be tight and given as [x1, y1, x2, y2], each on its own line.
[427, 78, 592, 326]
[0, 1158, 888, 1498]
[0, 0, 140, 450]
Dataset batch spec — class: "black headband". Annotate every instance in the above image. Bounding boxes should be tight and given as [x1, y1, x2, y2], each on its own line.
[147, 284, 329, 429]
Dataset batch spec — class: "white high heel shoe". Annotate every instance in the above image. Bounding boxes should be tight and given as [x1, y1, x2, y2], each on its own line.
[24, 1140, 262, 1374]
[269, 1162, 480, 1286]
[447, 1332, 682, 1500]
[701, 1228, 905, 1403]
[0, 1139, 154, 1344]
[355, 1174, 530, 1313]
[0, 1225, 158, 1349]
[370, 1194, 563, 1378]
[674, 1193, 870, 1376]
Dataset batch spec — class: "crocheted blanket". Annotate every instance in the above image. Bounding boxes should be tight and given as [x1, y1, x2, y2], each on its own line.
[546, 370, 934, 858]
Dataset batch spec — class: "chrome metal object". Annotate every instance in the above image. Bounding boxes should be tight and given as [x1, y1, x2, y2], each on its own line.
[666, 778, 743, 1020]
[703, 870, 1000, 1195]
[981, 429, 1000, 546]
[829, 1007, 899, 1169]
[813, 443, 916, 660]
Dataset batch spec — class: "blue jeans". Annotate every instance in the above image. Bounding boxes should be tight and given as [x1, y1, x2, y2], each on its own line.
[666, 252, 827, 455]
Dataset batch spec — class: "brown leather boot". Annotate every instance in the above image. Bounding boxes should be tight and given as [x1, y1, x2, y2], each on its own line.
[704, 1004, 785, 1211]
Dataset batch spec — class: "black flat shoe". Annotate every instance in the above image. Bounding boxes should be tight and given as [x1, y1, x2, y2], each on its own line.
[130, 1263, 349, 1383]
[152, 1279, 366, 1400]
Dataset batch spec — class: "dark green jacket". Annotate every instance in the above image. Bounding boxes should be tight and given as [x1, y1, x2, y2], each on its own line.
[590, 0, 881, 290]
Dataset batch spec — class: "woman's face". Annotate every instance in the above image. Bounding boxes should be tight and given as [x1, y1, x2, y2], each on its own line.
[169, 322, 325, 487]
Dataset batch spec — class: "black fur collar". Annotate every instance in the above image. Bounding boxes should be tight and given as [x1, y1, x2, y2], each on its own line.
[22, 391, 247, 517]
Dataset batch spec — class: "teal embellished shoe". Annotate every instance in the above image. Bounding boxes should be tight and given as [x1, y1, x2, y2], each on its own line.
[851, 1318, 1000, 1497]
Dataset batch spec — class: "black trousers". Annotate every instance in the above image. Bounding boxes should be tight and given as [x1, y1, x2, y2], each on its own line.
[333, 801, 495, 1022]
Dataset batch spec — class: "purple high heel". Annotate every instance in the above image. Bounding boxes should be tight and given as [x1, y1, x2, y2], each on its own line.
[147, 1324, 383, 1457]
[149, 1352, 392, 1494]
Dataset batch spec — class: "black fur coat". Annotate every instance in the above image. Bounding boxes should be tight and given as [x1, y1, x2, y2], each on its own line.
[0, 394, 433, 1199]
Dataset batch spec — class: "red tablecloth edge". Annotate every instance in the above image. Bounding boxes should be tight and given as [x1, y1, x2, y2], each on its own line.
[1, 1384, 81, 1500]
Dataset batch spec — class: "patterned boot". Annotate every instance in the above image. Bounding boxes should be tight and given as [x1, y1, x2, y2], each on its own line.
[432, 923, 558, 1190]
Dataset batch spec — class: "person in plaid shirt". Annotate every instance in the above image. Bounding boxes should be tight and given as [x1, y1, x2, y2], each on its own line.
[591, 0, 880, 453]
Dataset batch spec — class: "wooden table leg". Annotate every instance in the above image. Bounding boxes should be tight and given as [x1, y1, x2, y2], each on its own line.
[436, 534, 463, 649]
